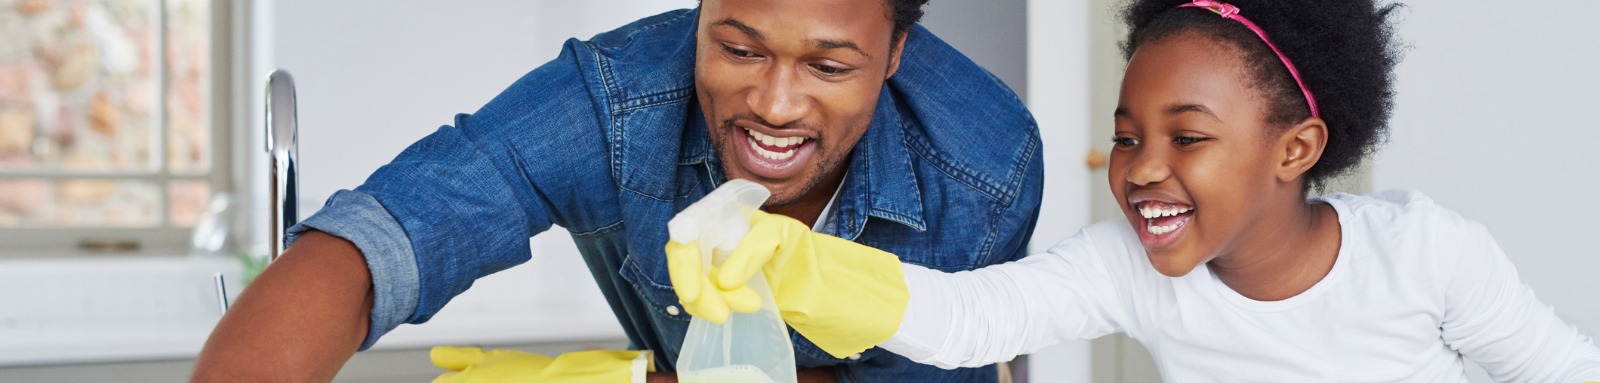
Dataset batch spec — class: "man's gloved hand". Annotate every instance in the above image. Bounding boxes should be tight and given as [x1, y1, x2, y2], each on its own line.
[430, 346, 653, 383]
[666, 210, 909, 359]
[664, 240, 763, 325]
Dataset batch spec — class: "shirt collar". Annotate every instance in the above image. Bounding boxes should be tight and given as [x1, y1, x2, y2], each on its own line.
[683, 89, 927, 240]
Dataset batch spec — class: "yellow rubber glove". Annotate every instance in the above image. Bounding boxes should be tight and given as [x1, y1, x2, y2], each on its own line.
[668, 210, 909, 359]
[430, 346, 653, 383]
[665, 240, 764, 324]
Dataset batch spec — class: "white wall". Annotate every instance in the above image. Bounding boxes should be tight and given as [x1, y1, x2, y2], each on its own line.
[1374, 1, 1600, 380]
[265, 0, 697, 358]
[272, 0, 695, 215]
[923, 0, 1029, 99]
[1022, 0, 1095, 381]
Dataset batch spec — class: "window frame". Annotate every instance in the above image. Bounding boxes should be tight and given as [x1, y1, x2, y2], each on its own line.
[0, 0, 238, 256]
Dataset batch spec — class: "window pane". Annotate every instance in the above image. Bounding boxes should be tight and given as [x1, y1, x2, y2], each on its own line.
[166, 0, 209, 174]
[0, 179, 160, 227]
[167, 179, 208, 227]
[0, 0, 160, 173]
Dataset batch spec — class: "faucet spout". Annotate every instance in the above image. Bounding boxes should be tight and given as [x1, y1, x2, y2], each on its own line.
[266, 70, 298, 262]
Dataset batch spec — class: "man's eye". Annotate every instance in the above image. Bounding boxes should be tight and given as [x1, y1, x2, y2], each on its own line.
[811, 64, 854, 76]
[1112, 137, 1139, 147]
[723, 45, 758, 58]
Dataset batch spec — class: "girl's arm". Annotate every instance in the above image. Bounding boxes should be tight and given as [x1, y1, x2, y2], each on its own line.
[1439, 220, 1600, 382]
[881, 223, 1135, 369]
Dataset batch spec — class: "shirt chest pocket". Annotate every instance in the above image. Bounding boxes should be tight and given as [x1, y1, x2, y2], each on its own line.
[616, 253, 692, 365]
[619, 253, 691, 322]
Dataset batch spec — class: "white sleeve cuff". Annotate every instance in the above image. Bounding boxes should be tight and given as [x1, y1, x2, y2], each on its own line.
[881, 263, 966, 369]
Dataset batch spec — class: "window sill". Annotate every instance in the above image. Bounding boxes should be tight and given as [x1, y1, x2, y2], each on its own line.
[0, 255, 625, 367]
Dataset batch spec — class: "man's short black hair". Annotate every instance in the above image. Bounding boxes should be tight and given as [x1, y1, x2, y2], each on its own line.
[1120, 0, 1403, 187]
[697, 0, 929, 44]
[890, 0, 931, 42]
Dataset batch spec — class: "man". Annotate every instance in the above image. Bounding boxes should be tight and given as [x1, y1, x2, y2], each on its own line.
[192, 0, 1042, 381]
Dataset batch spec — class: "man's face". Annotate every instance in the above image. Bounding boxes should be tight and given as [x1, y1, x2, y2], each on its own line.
[695, 0, 902, 207]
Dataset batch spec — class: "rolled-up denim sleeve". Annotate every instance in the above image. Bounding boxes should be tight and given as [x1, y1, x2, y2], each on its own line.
[280, 41, 609, 350]
[285, 191, 419, 350]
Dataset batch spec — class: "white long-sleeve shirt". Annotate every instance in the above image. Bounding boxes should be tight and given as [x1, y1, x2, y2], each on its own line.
[883, 190, 1600, 382]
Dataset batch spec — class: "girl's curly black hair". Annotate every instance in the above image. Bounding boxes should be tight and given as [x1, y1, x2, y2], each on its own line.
[1121, 0, 1403, 186]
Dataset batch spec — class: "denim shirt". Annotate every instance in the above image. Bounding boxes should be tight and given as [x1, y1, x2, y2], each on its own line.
[288, 8, 1043, 383]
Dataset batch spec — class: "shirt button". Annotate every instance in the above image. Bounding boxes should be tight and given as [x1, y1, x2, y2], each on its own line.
[847, 353, 862, 361]
[666, 306, 682, 316]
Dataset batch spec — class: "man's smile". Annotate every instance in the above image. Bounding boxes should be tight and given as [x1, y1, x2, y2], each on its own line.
[733, 123, 818, 180]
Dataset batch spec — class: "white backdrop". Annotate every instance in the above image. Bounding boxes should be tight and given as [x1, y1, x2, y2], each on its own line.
[1374, 2, 1600, 380]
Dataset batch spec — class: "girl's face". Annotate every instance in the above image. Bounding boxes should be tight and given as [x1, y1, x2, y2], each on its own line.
[1110, 32, 1290, 277]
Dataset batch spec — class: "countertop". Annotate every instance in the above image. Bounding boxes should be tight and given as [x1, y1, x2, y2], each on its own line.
[0, 251, 625, 367]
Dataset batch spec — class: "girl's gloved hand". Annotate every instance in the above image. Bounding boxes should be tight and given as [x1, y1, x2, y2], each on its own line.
[665, 210, 910, 359]
[430, 347, 653, 383]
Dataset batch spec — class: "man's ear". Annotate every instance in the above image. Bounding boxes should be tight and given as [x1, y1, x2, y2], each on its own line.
[886, 33, 908, 79]
[1276, 117, 1328, 184]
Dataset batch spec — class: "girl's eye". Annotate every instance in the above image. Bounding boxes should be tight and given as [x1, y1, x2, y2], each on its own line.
[1112, 136, 1139, 147]
[1173, 136, 1209, 146]
[723, 45, 759, 59]
[811, 63, 854, 76]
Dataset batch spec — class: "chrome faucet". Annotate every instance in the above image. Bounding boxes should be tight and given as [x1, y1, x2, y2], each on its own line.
[265, 70, 298, 262]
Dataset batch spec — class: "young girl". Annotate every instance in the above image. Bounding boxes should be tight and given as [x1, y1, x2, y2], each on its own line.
[667, 0, 1600, 380]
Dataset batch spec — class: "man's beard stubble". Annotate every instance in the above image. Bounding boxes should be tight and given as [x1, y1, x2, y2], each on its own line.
[710, 114, 851, 208]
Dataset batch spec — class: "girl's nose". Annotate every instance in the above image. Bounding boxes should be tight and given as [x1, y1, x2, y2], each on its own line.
[1124, 149, 1171, 186]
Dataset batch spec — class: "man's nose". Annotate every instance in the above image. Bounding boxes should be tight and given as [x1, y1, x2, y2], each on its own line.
[747, 66, 808, 128]
[1125, 147, 1172, 186]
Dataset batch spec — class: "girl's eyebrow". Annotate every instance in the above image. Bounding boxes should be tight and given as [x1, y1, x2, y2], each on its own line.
[1167, 103, 1222, 122]
[1112, 104, 1221, 122]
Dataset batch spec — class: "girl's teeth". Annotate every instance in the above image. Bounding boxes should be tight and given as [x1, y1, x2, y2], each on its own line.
[1137, 204, 1193, 219]
[1146, 222, 1182, 235]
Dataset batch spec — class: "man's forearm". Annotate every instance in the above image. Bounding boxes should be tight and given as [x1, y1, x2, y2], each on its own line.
[191, 231, 375, 382]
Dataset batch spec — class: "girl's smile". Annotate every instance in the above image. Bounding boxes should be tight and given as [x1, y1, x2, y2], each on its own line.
[1110, 30, 1338, 287]
[1129, 193, 1195, 249]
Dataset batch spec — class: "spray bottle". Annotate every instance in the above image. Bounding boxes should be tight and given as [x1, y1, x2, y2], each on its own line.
[669, 179, 798, 383]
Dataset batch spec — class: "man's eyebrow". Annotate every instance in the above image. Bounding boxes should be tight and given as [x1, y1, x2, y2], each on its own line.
[711, 18, 763, 41]
[1114, 107, 1131, 119]
[1166, 103, 1221, 122]
[812, 38, 870, 59]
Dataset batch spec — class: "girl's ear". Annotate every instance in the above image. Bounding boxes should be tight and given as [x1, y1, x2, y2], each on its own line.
[1276, 117, 1328, 183]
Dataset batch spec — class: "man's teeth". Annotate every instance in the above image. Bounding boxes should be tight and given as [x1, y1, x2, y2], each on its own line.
[746, 128, 805, 148]
[1138, 204, 1193, 219]
[746, 128, 805, 160]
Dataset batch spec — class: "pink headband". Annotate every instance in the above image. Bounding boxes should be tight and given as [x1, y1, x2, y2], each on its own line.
[1179, 0, 1320, 118]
